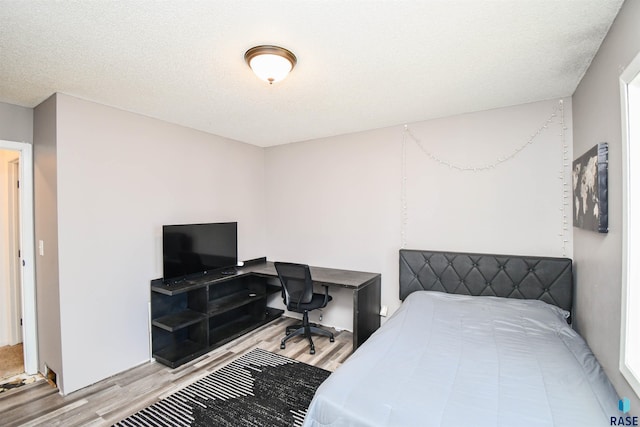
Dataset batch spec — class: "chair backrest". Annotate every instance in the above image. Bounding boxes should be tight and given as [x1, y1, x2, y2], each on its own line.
[274, 262, 314, 310]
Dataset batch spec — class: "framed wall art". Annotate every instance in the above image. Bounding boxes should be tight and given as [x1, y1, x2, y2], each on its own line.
[572, 142, 608, 233]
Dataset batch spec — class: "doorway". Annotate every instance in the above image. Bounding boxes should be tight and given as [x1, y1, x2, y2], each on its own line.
[0, 151, 23, 381]
[0, 140, 36, 377]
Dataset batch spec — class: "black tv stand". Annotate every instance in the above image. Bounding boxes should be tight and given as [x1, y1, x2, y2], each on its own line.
[150, 263, 283, 368]
[151, 258, 381, 369]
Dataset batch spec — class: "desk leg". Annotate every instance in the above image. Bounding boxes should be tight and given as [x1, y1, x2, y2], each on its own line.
[352, 276, 381, 349]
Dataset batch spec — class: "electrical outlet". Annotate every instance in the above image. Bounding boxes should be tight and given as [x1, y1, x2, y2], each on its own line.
[380, 305, 388, 317]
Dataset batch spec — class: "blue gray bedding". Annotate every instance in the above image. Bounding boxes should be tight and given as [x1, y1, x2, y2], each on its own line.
[303, 291, 619, 427]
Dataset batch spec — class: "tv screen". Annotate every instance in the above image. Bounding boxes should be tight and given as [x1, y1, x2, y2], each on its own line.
[162, 222, 237, 283]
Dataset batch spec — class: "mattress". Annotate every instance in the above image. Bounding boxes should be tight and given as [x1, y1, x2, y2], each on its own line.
[303, 291, 619, 427]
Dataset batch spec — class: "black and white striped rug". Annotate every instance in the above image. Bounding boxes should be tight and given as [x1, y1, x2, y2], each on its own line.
[114, 348, 331, 427]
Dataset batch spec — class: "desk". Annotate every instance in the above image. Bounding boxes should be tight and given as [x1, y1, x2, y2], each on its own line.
[150, 259, 381, 368]
[240, 261, 381, 350]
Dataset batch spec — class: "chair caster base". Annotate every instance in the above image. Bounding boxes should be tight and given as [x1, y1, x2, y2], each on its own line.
[280, 343, 286, 349]
[310, 348, 315, 355]
[330, 337, 335, 342]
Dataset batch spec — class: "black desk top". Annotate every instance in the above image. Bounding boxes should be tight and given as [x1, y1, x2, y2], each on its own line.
[240, 261, 380, 289]
[152, 260, 380, 295]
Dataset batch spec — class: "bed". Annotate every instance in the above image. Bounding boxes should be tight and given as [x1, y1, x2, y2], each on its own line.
[302, 249, 619, 427]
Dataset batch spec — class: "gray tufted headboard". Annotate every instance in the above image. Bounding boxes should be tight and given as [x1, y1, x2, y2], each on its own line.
[399, 249, 573, 316]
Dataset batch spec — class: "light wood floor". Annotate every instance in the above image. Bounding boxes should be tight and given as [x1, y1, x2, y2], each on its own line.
[0, 317, 352, 427]
[0, 343, 24, 381]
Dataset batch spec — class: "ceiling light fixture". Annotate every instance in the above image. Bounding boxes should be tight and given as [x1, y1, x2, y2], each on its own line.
[244, 45, 297, 85]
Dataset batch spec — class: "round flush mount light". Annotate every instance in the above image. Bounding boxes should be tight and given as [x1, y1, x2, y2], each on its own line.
[244, 45, 297, 85]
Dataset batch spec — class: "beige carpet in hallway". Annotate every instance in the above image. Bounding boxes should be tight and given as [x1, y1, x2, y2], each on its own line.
[0, 343, 24, 381]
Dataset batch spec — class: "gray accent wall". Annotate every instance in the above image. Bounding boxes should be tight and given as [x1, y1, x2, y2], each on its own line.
[572, 0, 640, 415]
[0, 101, 33, 143]
[33, 94, 64, 390]
[37, 93, 267, 394]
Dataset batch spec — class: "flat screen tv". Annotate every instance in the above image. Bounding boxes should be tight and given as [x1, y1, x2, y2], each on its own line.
[162, 222, 237, 283]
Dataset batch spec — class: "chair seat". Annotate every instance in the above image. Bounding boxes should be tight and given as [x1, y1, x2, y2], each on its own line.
[288, 293, 332, 313]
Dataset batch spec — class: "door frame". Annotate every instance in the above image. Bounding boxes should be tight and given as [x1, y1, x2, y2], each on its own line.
[0, 140, 37, 374]
[8, 158, 22, 345]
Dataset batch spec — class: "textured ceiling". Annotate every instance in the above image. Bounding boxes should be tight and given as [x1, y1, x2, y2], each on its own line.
[0, 1, 624, 147]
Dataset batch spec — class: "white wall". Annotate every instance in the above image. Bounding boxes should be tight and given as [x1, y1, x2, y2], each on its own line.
[265, 98, 573, 330]
[572, 0, 640, 414]
[51, 94, 266, 394]
[33, 95, 63, 388]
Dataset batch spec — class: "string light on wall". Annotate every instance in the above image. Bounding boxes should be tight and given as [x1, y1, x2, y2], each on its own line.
[401, 125, 408, 248]
[557, 99, 570, 257]
[400, 100, 568, 253]
[403, 104, 560, 172]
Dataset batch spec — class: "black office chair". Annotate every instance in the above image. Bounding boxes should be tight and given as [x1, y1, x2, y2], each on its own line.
[274, 262, 335, 354]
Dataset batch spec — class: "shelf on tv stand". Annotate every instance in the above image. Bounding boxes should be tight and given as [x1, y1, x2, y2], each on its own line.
[207, 290, 267, 315]
[151, 309, 206, 332]
[150, 264, 283, 368]
[153, 340, 207, 369]
[209, 308, 283, 348]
